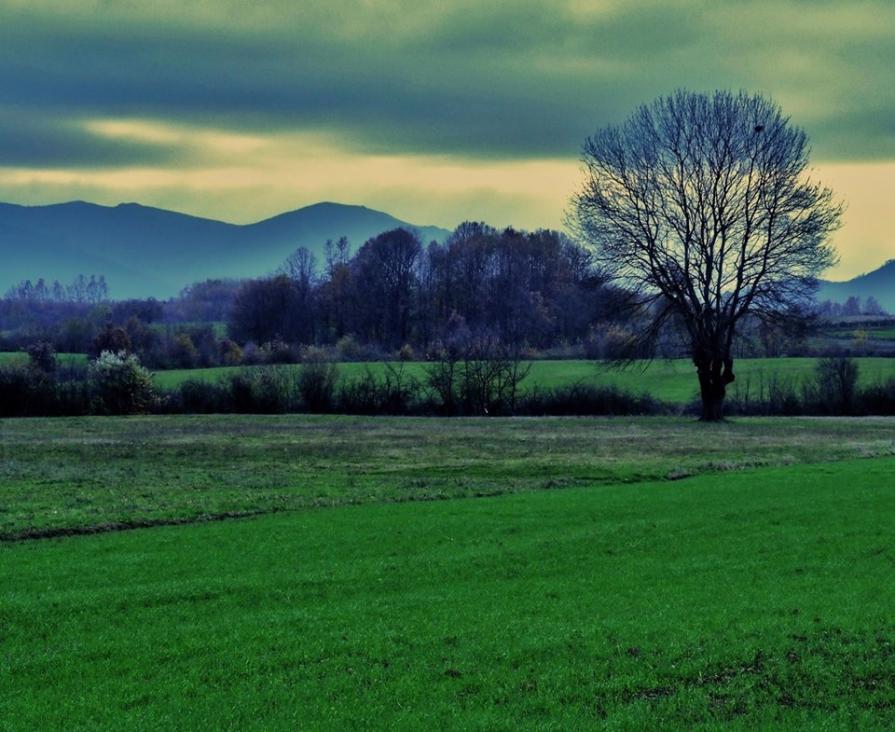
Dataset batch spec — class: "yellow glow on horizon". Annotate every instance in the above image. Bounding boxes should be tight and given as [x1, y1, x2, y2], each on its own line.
[1, 117, 892, 280]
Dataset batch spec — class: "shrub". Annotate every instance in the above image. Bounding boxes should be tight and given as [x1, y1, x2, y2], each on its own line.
[170, 333, 199, 368]
[424, 337, 531, 415]
[519, 384, 664, 416]
[333, 335, 386, 362]
[725, 372, 804, 416]
[219, 339, 243, 366]
[813, 356, 859, 414]
[175, 378, 227, 413]
[335, 370, 382, 414]
[241, 342, 262, 365]
[89, 351, 156, 415]
[298, 354, 339, 412]
[262, 339, 300, 364]
[859, 378, 895, 415]
[336, 334, 363, 361]
[377, 363, 419, 414]
[222, 367, 296, 413]
[26, 341, 57, 373]
[0, 364, 33, 416]
[0, 361, 91, 417]
[92, 324, 132, 357]
[584, 324, 639, 360]
[337, 364, 420, 415]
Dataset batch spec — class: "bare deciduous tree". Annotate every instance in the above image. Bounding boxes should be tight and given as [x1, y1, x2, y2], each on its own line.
[570, 90, 841, 420]
[281, 246, 317, 290]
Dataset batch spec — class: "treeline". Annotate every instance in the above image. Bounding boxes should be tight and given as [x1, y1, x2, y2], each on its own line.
[815, 296, 888, 318]
[4, 225, 894, 367]
[5, 274, 109, 304]
[0, 280, 242, 367]
[0, 224, 646, 366]
[228, 224, 626, 352]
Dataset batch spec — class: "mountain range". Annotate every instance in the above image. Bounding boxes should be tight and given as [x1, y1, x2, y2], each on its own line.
[0, 200, 450, 299]
[817, 260, 895, 313]
[1, 198, 892, 309]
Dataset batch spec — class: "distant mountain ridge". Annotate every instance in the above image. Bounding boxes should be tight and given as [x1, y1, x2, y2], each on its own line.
[818, 259, 895, 313]
[0, 200, 451, 299]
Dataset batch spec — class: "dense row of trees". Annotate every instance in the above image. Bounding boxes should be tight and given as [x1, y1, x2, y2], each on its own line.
[0, 278, 242, 366]
[815, 296, 887, 318]
[5, 274, 109, 304]
[0, 226, 642, 368]
[228, 225, 628, 353]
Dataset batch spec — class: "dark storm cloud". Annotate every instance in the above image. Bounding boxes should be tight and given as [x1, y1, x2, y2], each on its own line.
[0, 0, 892, 166]
[0, 109, 182, 167]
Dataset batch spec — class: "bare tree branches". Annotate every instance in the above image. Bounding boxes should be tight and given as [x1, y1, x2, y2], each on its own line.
[569, 90, 841, 419]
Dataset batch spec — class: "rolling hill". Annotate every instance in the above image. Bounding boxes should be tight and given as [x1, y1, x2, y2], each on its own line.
[817, 259, 895, 313]
[0, 200, 450, 299]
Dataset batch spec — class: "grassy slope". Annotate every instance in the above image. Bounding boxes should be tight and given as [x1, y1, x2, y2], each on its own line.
[151, 357, 895, 402]
[3, 457, 895, 729]
[2, 415, 895, 538]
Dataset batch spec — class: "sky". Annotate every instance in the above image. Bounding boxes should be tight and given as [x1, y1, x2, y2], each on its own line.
[0, 0, 892, 279]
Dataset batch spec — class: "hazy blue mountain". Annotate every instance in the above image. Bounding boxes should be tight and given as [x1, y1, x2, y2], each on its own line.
[817, 259, 895, 312]
[0, 200, 451, 298]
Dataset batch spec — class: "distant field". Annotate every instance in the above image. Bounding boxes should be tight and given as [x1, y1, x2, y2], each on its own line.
[827, 327, 895, 341]
[2, 414, 895, 728]
[148, 320, 228, 338]
[0, 351, 87, 366]
[151, 357, 895, 403]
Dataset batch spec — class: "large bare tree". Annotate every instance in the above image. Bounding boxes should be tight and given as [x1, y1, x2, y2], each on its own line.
[570, 90, 841, 420]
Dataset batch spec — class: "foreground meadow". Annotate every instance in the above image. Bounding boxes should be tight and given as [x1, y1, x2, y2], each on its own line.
[2, 415, 895, 729]
[2, 415, 895, 538]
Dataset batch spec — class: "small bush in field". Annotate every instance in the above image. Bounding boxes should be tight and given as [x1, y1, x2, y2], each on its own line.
[219, 339, 243, 366]
[26, 341, 57, 373]
[221, 367, 294, 413]
[336, 334, 363, 361]
[89, 351, 156, 415]
[170, 333, 199, 368]
[262, 340, 300, 364]
[0, 364, 33, 416]
[176, 379, 227, 413]
[814, 356, 859, 414]
[520, 384, 664, 416]
[337, 363, 419, 415]
[299, 353, 339, 412]
[859, 378, 895, 415]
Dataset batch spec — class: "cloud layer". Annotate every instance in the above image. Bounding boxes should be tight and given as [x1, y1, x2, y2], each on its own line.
[0, 0, 892, 277]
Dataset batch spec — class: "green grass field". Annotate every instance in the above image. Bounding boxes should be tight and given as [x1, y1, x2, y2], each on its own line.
[0, 351, 87, 367]
[2, 415, 895, 728]
[828, 327, 895, 341]
[151, 357, 895, 403]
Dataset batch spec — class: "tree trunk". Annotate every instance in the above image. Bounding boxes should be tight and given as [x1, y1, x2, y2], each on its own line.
[695, 355, 736, 421]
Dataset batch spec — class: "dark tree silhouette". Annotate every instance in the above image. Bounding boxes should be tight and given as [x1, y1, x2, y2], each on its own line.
[570, 90, 841, 420]
[350, 228, 422, 348]
[228, 275, 306, 345]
